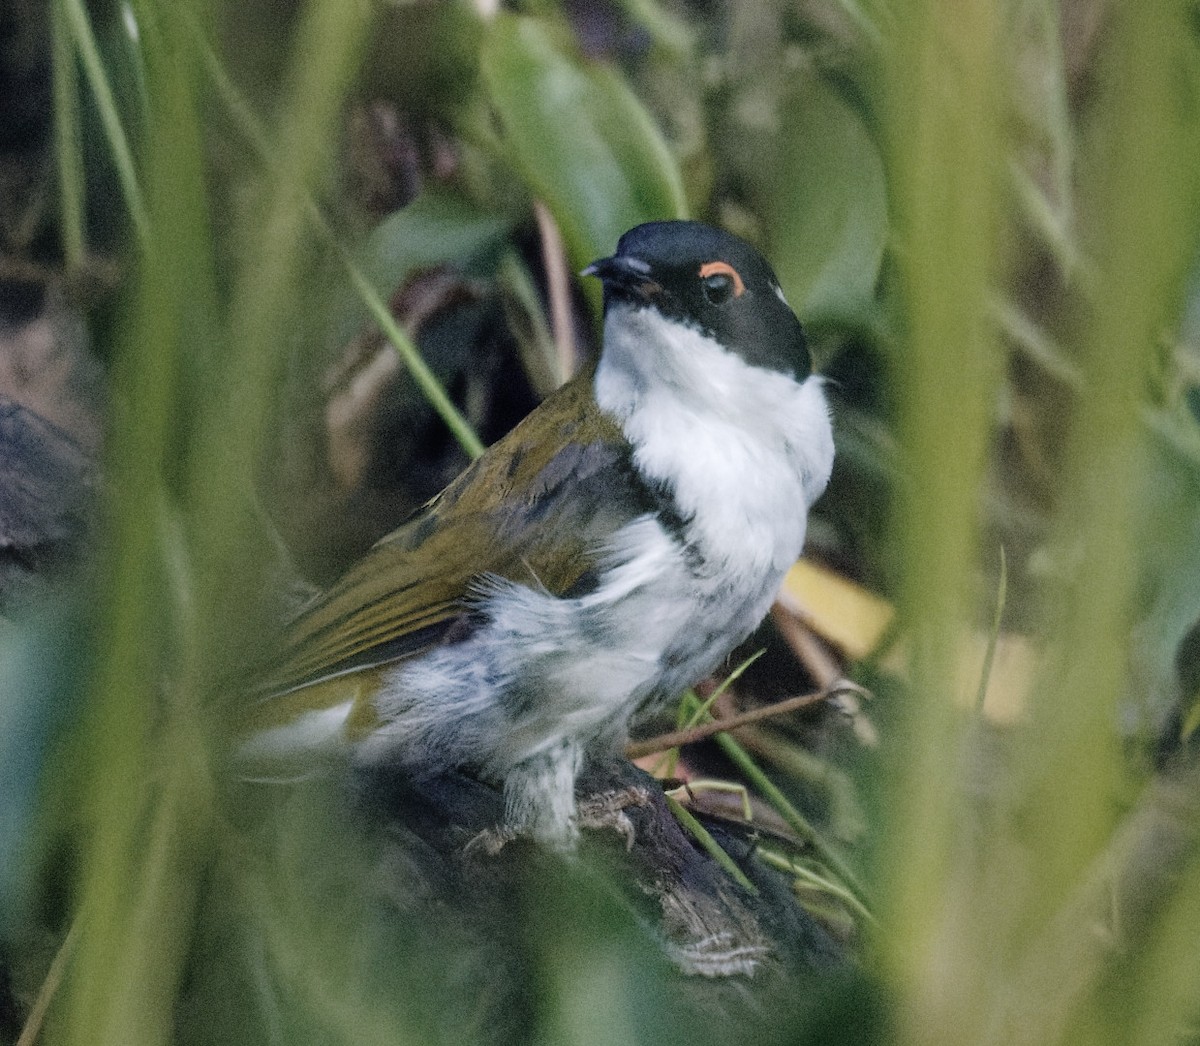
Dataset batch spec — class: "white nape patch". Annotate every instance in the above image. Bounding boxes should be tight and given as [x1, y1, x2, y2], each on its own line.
[595, 303, 834, 579]
[773, 283, 790, 306]
[238, 701, 353, 764]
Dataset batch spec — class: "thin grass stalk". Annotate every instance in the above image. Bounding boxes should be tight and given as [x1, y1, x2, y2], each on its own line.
[756, 848, 876, 926]
[54, 161, 186, 1046]
[675, 693, 869, 904]
[58, 0, 149, 244]
[710, 728, 868, 904]
[1007, 0, 1077, 275]
[663, 795, 758, 894]
[16, 909, 80, 1046]
[974, 546, 1006, 713]
[882, 0, 1004, 1039]
[52, 0, 371, 1041]
[1126, 836, 1200, 1046]
[51, 0, 85, 272]
[343, 255, 485, 458]
[974, 761, 1200, 1046]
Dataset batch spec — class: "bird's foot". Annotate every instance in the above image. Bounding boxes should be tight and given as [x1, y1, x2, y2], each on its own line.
[463, 820, 579, 856]
[463, 786, 653, 855]
[463, 824, 523, 858]
[463, 825, 580, 858]
[577, 786, 654, 851]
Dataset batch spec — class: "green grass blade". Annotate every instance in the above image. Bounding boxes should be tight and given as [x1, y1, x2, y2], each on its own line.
[683, 649, 765, 728]
[59, 0, 149, 245]
[881, 0, 1005, 1032]
[182, 0, 375, 593]
[1012, 0, 1200, 1014]
[974, 545, 1007, 713]
[343, 254, 486, 459]
[679, 692, 869, 908]
[51, 0, 85, 271]
[54, 1, 221, 1035]
[53, 0, 373, 1042]
[664, 794, 758, 895]
[189, 15, 484, 460]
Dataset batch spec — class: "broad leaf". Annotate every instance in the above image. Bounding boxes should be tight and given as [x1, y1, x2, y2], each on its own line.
[361, 190, 513, 296]
[766, 76, 888, 326]
[481, 15, 687, 270]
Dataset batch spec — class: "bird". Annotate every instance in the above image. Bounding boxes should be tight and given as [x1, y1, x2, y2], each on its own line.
[242, 219, 834, 850]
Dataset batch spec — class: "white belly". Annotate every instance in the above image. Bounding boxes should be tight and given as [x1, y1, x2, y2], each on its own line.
[361, 499, 798, 785]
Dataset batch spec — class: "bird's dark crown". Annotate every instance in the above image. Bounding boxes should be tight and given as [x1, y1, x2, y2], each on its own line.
[587, 220, 811, 381]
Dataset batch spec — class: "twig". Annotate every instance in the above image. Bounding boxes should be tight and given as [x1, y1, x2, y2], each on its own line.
[683, 649, 765, 732]
[651, 652, 764, 778]
[975, 545, 1007, 713]
[626, 681, 864, 760]
[17, 914, 83, 1046]
[533, 200, 578, 383]
[770, 603, 844, 688]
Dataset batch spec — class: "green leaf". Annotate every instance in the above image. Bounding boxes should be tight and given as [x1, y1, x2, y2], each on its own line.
[327, 188, 512, 351]
[1132, 406, 1200, 733]
[360, 189, 513, 298]
[765, 76, 888, 327]
[1183, 694, 1200, 741]
[59, 0, 149, 244]
[480, 14, 687, 271]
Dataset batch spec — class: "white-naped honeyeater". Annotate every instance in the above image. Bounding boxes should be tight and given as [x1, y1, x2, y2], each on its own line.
[243, 220, 834, 849]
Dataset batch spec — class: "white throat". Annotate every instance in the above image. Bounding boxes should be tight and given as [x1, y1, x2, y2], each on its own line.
[594, 304, 834, 577]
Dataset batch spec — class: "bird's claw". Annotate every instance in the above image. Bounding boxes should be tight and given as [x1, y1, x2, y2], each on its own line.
[577, 786, 654, 851]
[463, 786, 654, 856]
[463, 825, 521, 858]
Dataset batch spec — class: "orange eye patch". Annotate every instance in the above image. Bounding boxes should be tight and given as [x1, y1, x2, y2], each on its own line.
[698, 260, 746, 297]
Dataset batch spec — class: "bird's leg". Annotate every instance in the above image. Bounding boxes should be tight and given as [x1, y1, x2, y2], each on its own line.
[463, 744, 655, 855]
[465, 740, 583, 855]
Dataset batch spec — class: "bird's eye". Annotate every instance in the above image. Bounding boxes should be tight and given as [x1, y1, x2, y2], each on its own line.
[702, 272, 734, 305]
[698, 260, 745, 305]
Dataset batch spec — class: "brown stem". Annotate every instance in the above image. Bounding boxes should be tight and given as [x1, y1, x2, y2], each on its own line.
[17, 913, 82, 1046]
[533, 200, 577, 383]
[626, 682, 864, 760]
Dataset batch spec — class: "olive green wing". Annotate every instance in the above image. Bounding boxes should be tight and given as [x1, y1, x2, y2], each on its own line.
[255, 371, 651, 706]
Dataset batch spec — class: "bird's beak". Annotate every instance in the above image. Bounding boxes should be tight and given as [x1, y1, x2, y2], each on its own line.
[582, 255, 664, 301]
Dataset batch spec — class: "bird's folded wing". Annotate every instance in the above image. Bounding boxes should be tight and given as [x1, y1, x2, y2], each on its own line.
[254, 371, 655, 706]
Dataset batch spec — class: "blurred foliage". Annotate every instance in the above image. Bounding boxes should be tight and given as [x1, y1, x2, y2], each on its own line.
[479, 15, 689, 269]
[1, 0, 1200, 1044]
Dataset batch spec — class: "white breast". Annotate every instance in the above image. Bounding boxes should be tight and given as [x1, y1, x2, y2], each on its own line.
[595, 303, 834, 579]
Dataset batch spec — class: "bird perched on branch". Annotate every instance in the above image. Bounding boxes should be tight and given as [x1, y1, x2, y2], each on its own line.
[243, 220, 834, 849]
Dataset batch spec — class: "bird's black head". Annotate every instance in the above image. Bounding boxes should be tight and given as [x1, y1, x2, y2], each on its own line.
[583, 220, 811, 381]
